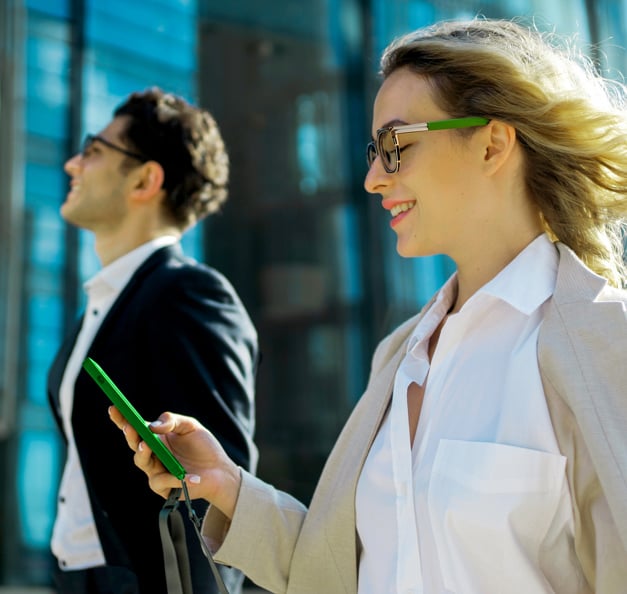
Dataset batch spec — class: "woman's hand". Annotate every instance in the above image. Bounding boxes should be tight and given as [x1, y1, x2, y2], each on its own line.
[109, 407, 241, 519]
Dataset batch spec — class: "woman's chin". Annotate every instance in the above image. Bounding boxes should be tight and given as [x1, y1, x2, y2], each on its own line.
[396, 242, 426, 259]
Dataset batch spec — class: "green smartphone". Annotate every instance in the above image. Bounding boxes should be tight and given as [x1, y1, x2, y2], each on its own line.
[82, 356, 186, 480]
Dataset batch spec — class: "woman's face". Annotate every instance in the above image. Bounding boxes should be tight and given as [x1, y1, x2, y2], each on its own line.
[364, 68, 491, 261]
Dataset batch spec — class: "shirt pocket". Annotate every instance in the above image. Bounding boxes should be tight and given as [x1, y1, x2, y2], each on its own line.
[427, 439, 567, 594]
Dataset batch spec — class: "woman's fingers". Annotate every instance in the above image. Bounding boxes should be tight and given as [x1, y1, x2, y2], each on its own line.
[108, 406, 142, 451]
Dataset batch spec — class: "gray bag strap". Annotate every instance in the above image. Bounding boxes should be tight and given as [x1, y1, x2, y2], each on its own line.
[159, 488, 193, 594]
[159, 485, 230, 594]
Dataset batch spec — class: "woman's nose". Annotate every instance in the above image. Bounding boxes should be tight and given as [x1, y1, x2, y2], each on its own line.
[363, 155, 390, 195]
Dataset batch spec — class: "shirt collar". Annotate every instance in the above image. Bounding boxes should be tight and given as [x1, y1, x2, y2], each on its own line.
[406, 233, 558, 353]
[84, 235, 178, 295]
[406, 274, 458, 353]
[473, 233, 558, 315]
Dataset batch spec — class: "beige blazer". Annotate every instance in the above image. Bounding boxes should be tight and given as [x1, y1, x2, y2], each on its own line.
[205, 243, 627, 594]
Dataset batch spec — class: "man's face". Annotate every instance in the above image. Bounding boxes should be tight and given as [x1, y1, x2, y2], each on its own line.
[61, 116, 137, 232]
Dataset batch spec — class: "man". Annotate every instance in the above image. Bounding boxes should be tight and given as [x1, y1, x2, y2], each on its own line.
[47, 88, 259, 594]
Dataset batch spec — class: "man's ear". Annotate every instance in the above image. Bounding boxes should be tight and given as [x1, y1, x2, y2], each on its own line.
[481, 120, 518, 176]
[130, 161, 165, 202]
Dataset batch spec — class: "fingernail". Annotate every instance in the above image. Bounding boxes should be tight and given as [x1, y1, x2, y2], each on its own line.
[138, 442, 144, 452]
[188, 475, 200, 484]
[150, 420, 163, 427]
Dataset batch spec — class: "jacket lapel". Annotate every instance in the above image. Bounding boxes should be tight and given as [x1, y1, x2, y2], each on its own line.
[317, 304, 435, 592]
[541, 242, 627, 550]
[87, 244, 181, 353]
[47, 317, 83, 421]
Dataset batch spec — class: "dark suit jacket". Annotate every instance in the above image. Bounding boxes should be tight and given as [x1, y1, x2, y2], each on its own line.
[48, 244, 259, 594]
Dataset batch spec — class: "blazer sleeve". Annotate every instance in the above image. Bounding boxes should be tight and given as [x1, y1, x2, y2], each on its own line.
[540, 282, 627, 592]
[203, 470, 308, 593]
[134, 261, 259, 470]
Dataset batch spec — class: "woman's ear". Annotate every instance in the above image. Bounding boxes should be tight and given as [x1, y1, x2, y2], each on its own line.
[130, 161, 165, 202]
[481, 120, 518, 176]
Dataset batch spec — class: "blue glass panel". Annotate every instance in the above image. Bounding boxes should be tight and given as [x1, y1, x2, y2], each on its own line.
[82, 66, 196, 135]
[201, 0, 326, 38]
[88, 0, 197, 42]
[27, 270, 65, 303]
[26, 135, 70, 170]
[17, 431, 61, 547]
[26, 0, 70, 18]
[85, 9, 196, 70]
[332, 204, 362, 302]
[87, 35, 195, 72]
[81, 80, 133, 137]
[346, 321, 366, 404]
[410, 255, 453, 305]
[24, 164, 67, 204]
[29, 206, 66, 266]
[78, 230, 100, 283]
[26, 34, 70, 74]
[28, 296, 63, 332]
[27, 331, 61, 369]
[181, 226, 203, 259]
[25, 18, 71, 136]
[593, 0, 626, 79]
[26, 348, 60, 406]
[25, 93, 69, 140]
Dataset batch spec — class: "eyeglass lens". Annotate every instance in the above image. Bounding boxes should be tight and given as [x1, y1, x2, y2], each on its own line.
[377, 129, 397, 171]
[366, 142, 377, 168]
[366, 129, 398, 172]
[366, 132, 394, 170]
[81, 134, 96, 156]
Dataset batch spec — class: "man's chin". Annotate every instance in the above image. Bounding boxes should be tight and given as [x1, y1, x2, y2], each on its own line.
[59, 202, 83, 227]
[59, 201, 73, 221]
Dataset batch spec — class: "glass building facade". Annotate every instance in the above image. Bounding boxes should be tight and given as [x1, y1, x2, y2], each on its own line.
[0, 0, 624, 587]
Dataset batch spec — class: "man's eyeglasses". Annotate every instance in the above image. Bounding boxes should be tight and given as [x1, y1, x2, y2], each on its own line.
[81, 134, 148, 162]
[366, 116, 490, 174]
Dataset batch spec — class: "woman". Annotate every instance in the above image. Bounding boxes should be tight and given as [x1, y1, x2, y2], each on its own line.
[111, 18, 627, 594]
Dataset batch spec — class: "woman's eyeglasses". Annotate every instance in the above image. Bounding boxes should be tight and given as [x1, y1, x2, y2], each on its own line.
[81, 134, 149, 162]
[366, 116, 490, 174]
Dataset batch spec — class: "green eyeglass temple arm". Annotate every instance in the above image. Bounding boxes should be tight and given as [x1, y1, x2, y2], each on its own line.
[427, 117, 490, 130]
[393, 117, 490, 137]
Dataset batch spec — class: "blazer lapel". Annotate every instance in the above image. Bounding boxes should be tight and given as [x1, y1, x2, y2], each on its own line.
[87, 244, 180, 353]
[48, 245, 181, 425]
[319, 306, 433, 592]
[47, 317, 83, 420]
[541, 242, 627, 548]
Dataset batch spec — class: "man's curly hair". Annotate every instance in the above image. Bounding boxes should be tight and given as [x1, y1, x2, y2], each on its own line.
[114, 87, 229, 228]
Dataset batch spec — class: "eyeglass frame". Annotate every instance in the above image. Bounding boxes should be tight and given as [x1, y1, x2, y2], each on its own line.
[81, 133, 149, 162]
[366, 116, 491, 174]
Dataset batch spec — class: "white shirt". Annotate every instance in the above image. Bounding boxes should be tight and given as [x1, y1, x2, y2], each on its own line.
[356, 234, 585, 594]
[51, 236, 178, 570]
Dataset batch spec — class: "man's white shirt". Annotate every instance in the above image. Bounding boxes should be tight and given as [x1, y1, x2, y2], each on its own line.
[51, 236, 177, 570]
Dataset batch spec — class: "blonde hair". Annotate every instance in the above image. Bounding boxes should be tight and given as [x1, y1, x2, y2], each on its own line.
[381, 18, 627, 287]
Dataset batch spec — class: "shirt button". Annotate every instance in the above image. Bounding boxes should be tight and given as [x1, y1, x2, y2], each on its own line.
[59, 496, 65, 503]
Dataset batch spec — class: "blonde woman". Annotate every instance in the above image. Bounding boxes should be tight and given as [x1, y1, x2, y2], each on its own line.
[111, 18, 627, 594]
